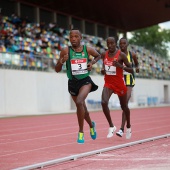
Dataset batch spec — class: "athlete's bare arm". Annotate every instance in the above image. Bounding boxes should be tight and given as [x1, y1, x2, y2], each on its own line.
[122, 53, 134, 74]
[101, 51, 106, 75]
[55, 47, 68, 72]
[87, 46, 101, 62]
[86, 46, 101, 71]
[132, 51, 139, 73]
[113, 52, 133, 74]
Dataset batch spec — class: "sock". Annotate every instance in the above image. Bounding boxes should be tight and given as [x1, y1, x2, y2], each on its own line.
[120, 128, 124, 132]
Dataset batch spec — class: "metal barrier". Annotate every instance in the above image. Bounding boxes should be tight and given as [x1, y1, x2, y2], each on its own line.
[13, 134, 170, 170]
[0, 52, 170, 79]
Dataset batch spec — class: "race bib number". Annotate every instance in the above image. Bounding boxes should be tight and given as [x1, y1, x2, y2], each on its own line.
[105, 65, 116, 75]
[71, 58, 88, 75]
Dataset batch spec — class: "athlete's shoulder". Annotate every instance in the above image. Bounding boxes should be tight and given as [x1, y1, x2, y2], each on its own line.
[120, 50, 126, 57]
[102, 50, 107, 55]
[86, 45, 101, 58]
[129, 50, 136, 56]
[86, 45, 95, 52]
[101, 50, 107, 59]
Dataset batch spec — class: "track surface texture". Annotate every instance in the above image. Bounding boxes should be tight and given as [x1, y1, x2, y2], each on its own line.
[0, 106, 170, 170]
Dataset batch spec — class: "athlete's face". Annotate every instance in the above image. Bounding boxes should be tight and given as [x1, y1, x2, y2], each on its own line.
[107, 38, 116, 52]
[119, 39, 128, 52]
[69, 30, 82, 47]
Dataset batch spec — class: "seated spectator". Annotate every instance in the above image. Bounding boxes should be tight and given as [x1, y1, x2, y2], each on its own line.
[0, 13, 169, 79]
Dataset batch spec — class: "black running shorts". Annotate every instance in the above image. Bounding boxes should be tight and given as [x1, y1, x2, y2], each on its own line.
[68, 76, 98, 96]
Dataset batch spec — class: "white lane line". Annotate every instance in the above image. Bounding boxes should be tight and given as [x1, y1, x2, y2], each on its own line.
[0, 124, 170, 145]
[0, 136, 98, 157]
[0, 121, 77, 132]
[0, 118, 169, 138]
[0, 111, 168, 130]
[0, 126, 77, 137]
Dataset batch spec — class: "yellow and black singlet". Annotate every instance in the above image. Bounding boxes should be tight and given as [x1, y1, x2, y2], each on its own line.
[123, 51, 135, 87]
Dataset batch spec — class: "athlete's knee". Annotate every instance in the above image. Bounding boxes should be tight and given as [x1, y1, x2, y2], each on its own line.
[127, 94, 131, 102]
[101, 99, 109, 107]
[75, 99, 84, 107]
[121, 104, 129, 112]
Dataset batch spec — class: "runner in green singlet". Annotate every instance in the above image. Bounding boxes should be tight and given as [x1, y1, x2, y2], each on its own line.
[55, 29, 101, 144]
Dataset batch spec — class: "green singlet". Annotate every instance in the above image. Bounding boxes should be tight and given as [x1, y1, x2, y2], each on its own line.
[66, 45, 90, 80]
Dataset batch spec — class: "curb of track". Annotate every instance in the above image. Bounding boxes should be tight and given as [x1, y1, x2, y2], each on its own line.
[13, 133, 170, 170]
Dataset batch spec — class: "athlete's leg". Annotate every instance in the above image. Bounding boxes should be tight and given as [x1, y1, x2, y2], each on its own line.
[72, 84, 92, 133]
[101, 87, 114, 127]
[72, 97, 93, 129]
[83, 102, 93, 128]
[121, 87, 133, 130]
[83, 100, 97, 140]
[118, 93, 131, 128]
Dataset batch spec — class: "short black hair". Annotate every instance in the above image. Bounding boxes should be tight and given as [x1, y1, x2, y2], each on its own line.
[119, 37, 129, 45]
[119, 37, 128, 42]
[106, 37, 117, 43]
[70, 28, 82, 34]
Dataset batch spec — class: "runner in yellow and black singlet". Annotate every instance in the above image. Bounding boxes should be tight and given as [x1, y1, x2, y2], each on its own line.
[116, 37, 139, 138]
[123, 51, 135, 87]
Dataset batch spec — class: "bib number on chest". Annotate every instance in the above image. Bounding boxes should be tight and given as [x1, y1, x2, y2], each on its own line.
[71, 58, 88, 75]
[105, 65, 116, 75]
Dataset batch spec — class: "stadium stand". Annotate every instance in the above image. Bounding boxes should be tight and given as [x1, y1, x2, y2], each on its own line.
[0, 14, 170, 80]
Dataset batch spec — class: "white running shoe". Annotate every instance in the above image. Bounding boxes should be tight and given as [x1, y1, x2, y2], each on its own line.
[116, 129, 124, 137]
[126, 127, 132, 139]
[107, 126, 116, 138]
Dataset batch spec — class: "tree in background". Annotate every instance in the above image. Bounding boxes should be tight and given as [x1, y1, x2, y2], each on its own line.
[129, 25, 170, 59]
